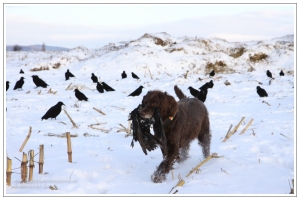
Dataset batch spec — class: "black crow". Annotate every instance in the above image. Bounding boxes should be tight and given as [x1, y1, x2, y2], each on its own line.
[207, 80, 214, 88]
[279, 70, 284, 76]
[132, 72, 140, 79]
[41, 101, 65, 120]
[31, 75, 48, 88]
[122, 71, 127, 79]
[20, 69, 24, 74]
[188, 86, 201, 98]
[128, 86, 144, 97]
[65, 69, 75, 80]
[198, 85, 208, 103]
[266, 70, 272, 79]
[102, 82, 115, 91]
[13, 77, 25, 90]
[256, 86, 268, 97]
[91, 73, 98, 83]
[74, 89, 88, 101]
[6, 81, 10, 91]
[199, 80, 214, 90]
[96, 82, 104, 93]
[209, 70, 215, 77]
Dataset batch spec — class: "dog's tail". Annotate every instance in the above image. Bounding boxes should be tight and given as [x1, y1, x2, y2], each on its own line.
[174, 85, 187, 100]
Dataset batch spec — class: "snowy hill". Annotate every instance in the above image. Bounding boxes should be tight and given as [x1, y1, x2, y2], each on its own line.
[5, 33, 295, 196]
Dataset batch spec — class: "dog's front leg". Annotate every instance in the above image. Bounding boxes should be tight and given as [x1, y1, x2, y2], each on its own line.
[151, 141, 178, 183]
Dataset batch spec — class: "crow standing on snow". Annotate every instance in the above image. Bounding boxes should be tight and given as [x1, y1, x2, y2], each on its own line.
[13, 77, 25, 90]
[74, 89, 88, 101]
[256, 86, 268, 97]
[121, 71, 127, 79]
[20, 69, 24, 74]
[207, 80, 214, 88]
[279, 70, 284, 76]
[209, 70, 215, 77]
[188, 86, 201, 98]
[198, 84, 208, 103]
[41, 101, 65, 120]
[128, 86, 144, 97]
[91, 73, 98, 83]
[31, 75, 49, 88]
[6, 81, 10, 91]
[266, 70, 272, 79]
[65, 69, 75, 80]
[200, 80, 214, 90]
[102, 82, 115, 91]
[131, 72, 140, 79]
[96, 82, 104, 93]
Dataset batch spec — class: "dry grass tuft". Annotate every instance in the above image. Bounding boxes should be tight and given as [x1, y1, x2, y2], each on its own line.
[30, 65, 49, 71]
[229, 47, 246, 58]
[205, 60, 235, 74]
[52, 62, 61, 69]
[165, 47, 185, 53]
[249, 53, 268, 62]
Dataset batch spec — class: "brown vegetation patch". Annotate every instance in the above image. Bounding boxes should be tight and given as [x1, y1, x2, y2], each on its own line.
[205, 60, 235, 74]
[229, 47, 246, 58]
[140, 33, 172, 46]
[52, 62, 61, 69]
[166, 47, 185, 53]
[249, 53, 268, 62]
[30, 66, 49, 71]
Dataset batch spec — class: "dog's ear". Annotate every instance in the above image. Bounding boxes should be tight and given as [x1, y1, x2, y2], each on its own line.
[159, 92, 177, 119]
[166, 94, 178, 118]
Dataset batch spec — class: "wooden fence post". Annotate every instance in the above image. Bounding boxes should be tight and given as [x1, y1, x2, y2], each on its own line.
[6, 157, 12, 186]
[21, 152, 28, 183]
[66, 132, 72, 163]
[39, 145, 44, 174]
[19, 126, 32, 152]
[28, 150, 34, 182]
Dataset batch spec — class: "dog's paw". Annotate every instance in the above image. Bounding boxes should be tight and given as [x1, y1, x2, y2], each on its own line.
[151, 171, 166, 183]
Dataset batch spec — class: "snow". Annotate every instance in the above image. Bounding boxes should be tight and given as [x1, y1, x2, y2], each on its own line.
[5, 33, 295, 196]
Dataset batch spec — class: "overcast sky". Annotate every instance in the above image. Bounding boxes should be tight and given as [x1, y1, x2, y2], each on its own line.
[5, 4, 295, 49]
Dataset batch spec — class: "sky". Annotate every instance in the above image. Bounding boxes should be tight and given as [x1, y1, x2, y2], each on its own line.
[5, 3, 295, 49]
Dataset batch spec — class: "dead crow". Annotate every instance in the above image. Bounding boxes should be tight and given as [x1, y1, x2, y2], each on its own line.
[279, 70, 284, 76]
[65, 69, 75, 80]
[91, 73, 98, 83]
[41, 101, 65, 120]
[256, 86, 268, 97]
[13, 77, 25, 90]
[132, 72, 140, 79]
[209, 70, 215, 77]
[128, 86, 144, 97]
[74, 89, 88, 101]
[102, 82, 115, 91]
[31, 75, 48, 88]
[122, 71, 127, 79]
[96, 82, 104, 93]
[6, 81, 10, 91]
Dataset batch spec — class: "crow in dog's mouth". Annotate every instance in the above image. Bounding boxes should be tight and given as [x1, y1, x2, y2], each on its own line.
[129, 105, 166, 155]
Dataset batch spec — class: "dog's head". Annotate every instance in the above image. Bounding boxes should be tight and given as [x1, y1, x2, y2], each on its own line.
[138, 90, 178, 122]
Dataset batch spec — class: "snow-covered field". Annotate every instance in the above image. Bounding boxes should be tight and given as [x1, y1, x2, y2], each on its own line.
[5, 33, 295, 196]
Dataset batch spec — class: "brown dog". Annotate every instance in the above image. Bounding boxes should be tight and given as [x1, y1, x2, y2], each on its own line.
[138, 85, 211, 183]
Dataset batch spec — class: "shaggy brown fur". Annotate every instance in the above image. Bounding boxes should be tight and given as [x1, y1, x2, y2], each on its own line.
[138, 85, 211, 183]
